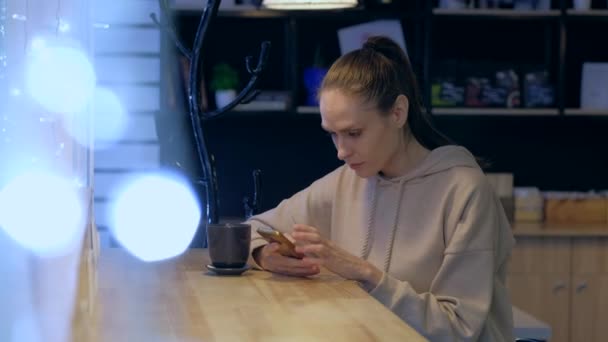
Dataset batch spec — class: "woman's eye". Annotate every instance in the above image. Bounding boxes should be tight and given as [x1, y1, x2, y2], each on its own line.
[348, 130, 361, 137]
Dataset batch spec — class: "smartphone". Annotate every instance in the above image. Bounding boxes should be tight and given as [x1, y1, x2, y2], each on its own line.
[256, 226, 303, 259]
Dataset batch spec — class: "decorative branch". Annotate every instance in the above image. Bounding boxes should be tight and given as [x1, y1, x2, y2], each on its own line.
[154, 0, 270, 226]
[202, 41, 270, 120]
[151, 0, 192, 59]
[243, 169, 261, 219]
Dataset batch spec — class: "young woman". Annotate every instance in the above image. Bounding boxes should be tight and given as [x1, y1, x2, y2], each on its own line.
[247, 36, 515, 341]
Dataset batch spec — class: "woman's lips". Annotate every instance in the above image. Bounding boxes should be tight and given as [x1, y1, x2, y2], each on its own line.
[349, 162, 364, 170]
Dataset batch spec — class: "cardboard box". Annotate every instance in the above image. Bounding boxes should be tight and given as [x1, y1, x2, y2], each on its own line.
[545, 198, 607, 224]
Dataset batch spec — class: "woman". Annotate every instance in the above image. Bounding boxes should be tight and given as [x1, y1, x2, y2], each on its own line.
[247, 36, 515, 341]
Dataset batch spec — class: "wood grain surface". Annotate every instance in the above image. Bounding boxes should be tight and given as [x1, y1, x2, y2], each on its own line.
[81, 249, 427, 342]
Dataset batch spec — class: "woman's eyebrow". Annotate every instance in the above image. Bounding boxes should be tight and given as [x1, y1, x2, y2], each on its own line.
[321, 124, 358, 133]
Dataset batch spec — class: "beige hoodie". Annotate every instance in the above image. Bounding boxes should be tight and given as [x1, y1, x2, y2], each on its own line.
[247, 145, 515, 341]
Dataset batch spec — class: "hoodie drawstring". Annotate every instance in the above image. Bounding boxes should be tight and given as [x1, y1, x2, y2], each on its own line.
[360, 179, 377, 261]
[361, 178, 405, 273]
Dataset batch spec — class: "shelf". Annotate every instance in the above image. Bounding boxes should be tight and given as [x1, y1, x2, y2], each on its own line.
[297, 107, 562, 116]
[296, 106, 321, 115]
[175, 7, 608, 20]
[513, 222, 608, 237]
[432, 8, 560, 19]
[564, 108, 608, 116]
[175, 7, 285, 18]
[566, 9, 608, 20]
[432, 108, 559, 116]
[174, 6, 408, 20]
[217, 9, 290, 18]
[225, 108, 287, 116]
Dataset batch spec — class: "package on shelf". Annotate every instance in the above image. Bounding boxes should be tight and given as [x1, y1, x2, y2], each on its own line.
[432, 61, 523, 108]
[523, 70, 555, 108]
[438, 0, 474, 9]
[514, 187, 544, 222]
[465, 69, 520, 108]
[431, 78, 466, 107]
[439, 0, 551, 10]
[543, 191, 607, 224]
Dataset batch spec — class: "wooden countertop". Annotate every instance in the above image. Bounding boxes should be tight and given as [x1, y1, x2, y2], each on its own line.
[81, 249, 427, 341]
[512, 222, 608, 237]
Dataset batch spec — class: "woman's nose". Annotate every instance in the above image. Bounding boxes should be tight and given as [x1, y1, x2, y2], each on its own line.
[336, 140, 352, 161]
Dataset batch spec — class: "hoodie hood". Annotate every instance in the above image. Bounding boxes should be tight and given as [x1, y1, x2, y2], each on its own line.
[373, 145, 480, 185]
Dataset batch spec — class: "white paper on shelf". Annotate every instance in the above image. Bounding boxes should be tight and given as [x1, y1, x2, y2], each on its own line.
[581, 62, 608, 109]
[337, 20, 407, 57]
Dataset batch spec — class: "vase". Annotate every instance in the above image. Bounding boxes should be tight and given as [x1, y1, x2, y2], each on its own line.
[303, 67, 328, 106]
[215, 89, 237, 108]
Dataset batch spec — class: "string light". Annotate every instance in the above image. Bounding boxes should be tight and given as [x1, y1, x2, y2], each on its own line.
[0, 0, 8, 148]
[0, 0, 7, 83]
[10, 14, 26, 21]
[2, 0, 78, 172]
[57, 19, 70, 33]
[92, 23, 110, 29]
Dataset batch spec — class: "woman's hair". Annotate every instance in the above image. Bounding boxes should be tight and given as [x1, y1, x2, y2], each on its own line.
[319, 36, 453, 150]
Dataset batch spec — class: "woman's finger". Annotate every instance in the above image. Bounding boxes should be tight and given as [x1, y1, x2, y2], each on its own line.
[292, 232, 322, 244]
[300, 256, 323, 267]
[266, 242, 280, 253]
[267, 254, 319, 276]
[295, 244, 325, 256]
[292, 224, 318, 233]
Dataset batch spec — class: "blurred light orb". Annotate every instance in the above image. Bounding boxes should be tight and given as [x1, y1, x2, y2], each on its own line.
[11, 312, 42, 342]
[0, 171, 84, 257]
[58, 20, 71, 33]
[69, 87, 129, 150]
[25, 40, 96, 115]
[110, 173, 201, 262]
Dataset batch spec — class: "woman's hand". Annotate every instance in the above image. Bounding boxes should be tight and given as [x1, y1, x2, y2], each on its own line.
[291, 224, 383, 289]
[254, 242, 320, 277]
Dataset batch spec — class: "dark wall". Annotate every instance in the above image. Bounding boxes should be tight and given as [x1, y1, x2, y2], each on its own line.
[162, 111, 608, 219]
[204, 114, 341, 218]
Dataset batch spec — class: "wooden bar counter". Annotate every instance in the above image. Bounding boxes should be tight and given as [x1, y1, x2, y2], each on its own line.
[82, 249, 427, 341]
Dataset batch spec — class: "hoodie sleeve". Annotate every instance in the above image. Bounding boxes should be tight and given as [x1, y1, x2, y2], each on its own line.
[369, 180, 504, 341]
[245, 167, 341, 269]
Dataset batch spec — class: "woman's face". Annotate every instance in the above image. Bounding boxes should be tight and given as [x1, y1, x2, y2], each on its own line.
[319, 89, 405, 178]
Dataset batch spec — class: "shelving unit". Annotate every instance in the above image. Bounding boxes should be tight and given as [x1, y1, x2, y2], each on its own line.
[168, 1, 608, 117]
[565, 9, 608, 18]
[162, 1, 608, 222]
[432, 108, 560, 116]
[293, 107, 565, 116]
[432, 8, 560, 18]
[564, 108, 608, 116]
[296, 106, 321, 115]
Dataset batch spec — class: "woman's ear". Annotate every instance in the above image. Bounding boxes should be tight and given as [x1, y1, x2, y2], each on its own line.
[391, 94, 409, 128]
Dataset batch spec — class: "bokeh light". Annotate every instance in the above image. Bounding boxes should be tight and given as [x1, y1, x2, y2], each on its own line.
[0, 171, 85, 257]
[11, 312, 41, 342]
[109, 173, 201, 262]
[25, 38, 96, 115]
[68, 87, 129, 150]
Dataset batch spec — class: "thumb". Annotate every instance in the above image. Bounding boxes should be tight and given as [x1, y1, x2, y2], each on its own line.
[266, 242, 280, 253]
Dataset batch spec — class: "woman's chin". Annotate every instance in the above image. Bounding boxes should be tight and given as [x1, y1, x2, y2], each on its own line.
[352, 167, 376, 179]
